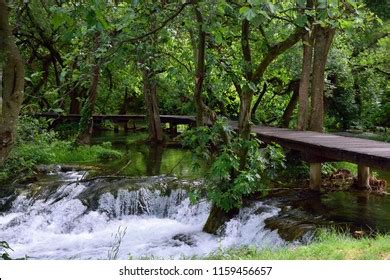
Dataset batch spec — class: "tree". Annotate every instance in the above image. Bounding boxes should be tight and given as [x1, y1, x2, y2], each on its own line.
[0, 0, 25, 166]
[193, 5, 208, 126]
[309, 25, 335, 132]
[202, 0, 304, 233]
[76, 32, 101, 145]
[297, 0, 369, 132]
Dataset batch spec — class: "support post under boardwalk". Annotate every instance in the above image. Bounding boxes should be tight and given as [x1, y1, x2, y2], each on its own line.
[310, 163, 322, 190]
[357, 165, 370, 189]
[169, 122, 177, 135]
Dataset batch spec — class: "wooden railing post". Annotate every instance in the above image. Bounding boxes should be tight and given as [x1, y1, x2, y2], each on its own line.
[357, 165, 370, 189]
[310, 163, 322, 190]
[169, 122, 177, 135]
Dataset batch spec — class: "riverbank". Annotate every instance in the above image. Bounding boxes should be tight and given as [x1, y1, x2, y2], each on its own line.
[207, 231, 390, 260]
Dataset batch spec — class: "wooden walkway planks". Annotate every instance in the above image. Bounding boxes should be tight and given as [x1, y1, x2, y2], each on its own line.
[251, 126, 390, 170]
[35, 113, 390, 170]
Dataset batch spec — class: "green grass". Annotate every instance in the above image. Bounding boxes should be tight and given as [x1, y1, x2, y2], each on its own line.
[0, 140, 123, 184]
[48, 141, 123, 163]
[322, 161, 358, 175]
[206, 231, 390, 260]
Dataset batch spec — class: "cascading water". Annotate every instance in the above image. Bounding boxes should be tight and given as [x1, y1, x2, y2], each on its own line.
[0, 171, 284, 260]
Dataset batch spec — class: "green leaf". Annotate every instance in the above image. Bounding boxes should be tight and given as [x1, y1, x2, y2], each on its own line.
[296, 0, 306, 8]
[295, 14, 308, 27]
[240, 7, 257, 21]
[248, 82, 257, 92]
[239, 6, 250, 15]
[86, 9, 97, 28]
[317, 0, 328, 9]
[248, 0, 263, 5]
[265, 2, 275, 14]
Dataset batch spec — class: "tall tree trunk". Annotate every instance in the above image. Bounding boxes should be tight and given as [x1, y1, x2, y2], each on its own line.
[143, 68, 163, 142]
[0, 0, 25, 166]
[76, 33, 100, 145]
[297, 32, 314, 130]
[238, 19, 254, 170]
[142, 11, 163, 143]
[282, 80, 300, 128]
[119, 87, 131, 115]
[309, 26, 335, 132]
[193, 6, 207, 127]
[69, 86, 81, 114]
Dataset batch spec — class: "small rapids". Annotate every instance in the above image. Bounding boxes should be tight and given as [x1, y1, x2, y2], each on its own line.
[0, 171, 284, 259]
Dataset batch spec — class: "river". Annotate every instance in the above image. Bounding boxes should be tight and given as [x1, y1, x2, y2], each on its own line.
[0, 131, 389, 259]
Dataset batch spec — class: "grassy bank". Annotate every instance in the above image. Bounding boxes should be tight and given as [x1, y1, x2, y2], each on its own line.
[207, 231, 390, 260]
[0, 140, 123, 183]
[0, 116, 123, 184]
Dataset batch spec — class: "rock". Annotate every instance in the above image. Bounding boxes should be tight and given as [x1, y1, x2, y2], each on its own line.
[202, 204, 239, 234]
[172, 234, 195, 246]
[0, 194, 17, 212]
[265, 208, 319, 241]
[352, 230, 366, 239]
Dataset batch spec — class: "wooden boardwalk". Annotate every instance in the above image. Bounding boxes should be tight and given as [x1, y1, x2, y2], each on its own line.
[35, 113, 196, 125]
[252, 126, 390, 170]
[36, 113, 390, 188]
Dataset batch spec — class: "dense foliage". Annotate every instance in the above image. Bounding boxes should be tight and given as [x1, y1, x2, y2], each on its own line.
[182, 118, 285, 211]
[0, 0, 384, 131]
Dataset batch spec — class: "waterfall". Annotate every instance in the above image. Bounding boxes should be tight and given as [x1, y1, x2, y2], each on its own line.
[0, 171, 284, 260]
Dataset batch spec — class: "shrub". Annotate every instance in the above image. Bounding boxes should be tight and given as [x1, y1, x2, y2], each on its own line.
[182, 118, 285, 211]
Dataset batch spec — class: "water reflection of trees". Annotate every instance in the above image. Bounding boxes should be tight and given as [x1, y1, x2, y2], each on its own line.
[146, 144, 164, 176]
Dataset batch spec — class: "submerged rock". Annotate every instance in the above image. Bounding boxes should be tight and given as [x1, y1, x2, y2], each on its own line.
[172, 234, 196, 246]
[265, 208, 320, 242]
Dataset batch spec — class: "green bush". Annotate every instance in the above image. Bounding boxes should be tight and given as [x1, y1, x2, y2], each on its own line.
[17, 115, 57, 145]
[182, 118, 285, 211]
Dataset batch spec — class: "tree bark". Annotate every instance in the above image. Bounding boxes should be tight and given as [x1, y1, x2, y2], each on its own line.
[193, 6, 207, 127]
[142, 11, 163, 143]
[76, 33, 100, 145]
[0, 0, 25, 166]
[281, 80, 300, 128]
[143, 68, 163, 142]
[309, 26, 335, 132]
[238, 19, 254, 170]
[297, 32, 314, 130]
[251, 82, 267, 121]
[69, 87, 81, 115]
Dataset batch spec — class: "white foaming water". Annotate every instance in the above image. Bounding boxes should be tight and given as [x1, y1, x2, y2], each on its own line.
[0, 172, 284, 259]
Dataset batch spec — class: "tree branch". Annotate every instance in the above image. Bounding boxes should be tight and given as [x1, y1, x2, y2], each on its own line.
[123, 1, 193, 44]
[159, 51, 192, 72]
[259, 25, 270, 49]
[351, 32, 390, 58]
[253, 29, 303, 83]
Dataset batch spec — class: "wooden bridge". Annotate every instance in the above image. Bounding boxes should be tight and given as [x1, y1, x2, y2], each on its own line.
[36, 113, 390, 190]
